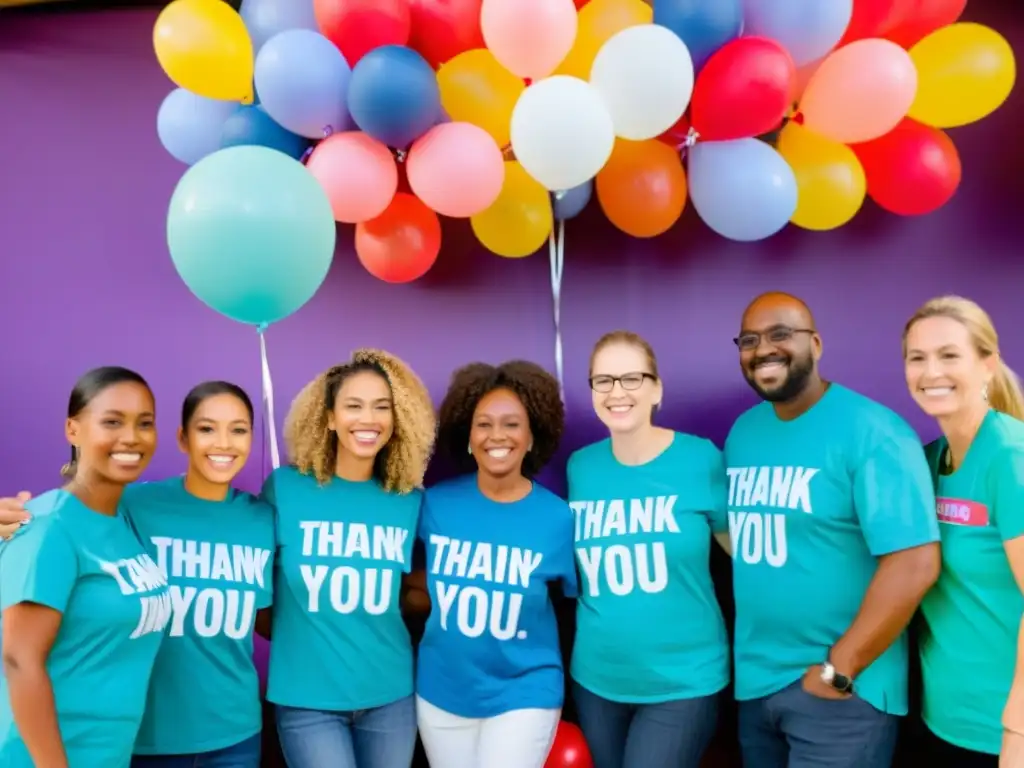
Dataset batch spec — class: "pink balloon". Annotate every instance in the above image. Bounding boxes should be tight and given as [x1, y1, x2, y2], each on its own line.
[407, 122, 505, 218]
[306, 131, 398, 224]
[481, 0, 578, 79]
[799, 39, 918, 144]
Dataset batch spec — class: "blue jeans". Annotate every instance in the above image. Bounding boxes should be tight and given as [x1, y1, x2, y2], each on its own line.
[572, 682, 719, 768]
[130, 733, 261, 768]
[738, 681, 899, 768]
[275, 696, 417, 768]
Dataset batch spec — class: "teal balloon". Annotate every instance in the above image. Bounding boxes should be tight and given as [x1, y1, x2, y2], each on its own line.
[167, 146, 336, 325]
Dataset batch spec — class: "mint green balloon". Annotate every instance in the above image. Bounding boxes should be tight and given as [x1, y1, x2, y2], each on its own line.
[167, 145, 336, 326]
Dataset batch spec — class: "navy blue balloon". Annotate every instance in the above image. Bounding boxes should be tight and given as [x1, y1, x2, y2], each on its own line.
[553, 181, 593, 221]
[347, 45, 441, 149]
[220, 105, 311, 160]
[654, 0, 742, 70]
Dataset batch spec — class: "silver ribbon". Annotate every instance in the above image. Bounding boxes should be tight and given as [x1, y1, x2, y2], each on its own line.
[547, 218, 567, 403]
[258, 326, 281, 470]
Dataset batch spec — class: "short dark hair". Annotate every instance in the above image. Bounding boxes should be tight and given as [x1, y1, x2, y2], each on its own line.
[64, 366, 151, 479]
[181, 381, 254, 430]
[437, 361, 564, 478]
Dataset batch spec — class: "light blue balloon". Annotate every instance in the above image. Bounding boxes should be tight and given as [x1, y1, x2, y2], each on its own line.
[689, 139, 797, 242]
[553, 181, 592, 221]
[167, 146, 337, 326]
[743, 0, 853, 67]
[157, 89, 237, 166]
[240, 0, 317, 53]
[220, 104, 311, 160]
[255, 29, 352, 139]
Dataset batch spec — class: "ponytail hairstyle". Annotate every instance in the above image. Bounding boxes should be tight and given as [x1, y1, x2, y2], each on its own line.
[903, 296, 1024, 421]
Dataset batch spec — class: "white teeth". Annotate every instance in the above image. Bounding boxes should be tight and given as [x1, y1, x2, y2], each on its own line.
[756, 362, 785, 372]
[207, 455, 234, 465]
[486, 448, 511, 459]
[608, 405, 631, 413]
[111, 452, 142, 462]
[353, 431, 379, 441]
[922, 387, 954, 396]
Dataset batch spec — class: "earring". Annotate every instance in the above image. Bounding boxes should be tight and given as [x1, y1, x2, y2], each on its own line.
[983, 382, 990, 402]
[467, 443, 473, 455]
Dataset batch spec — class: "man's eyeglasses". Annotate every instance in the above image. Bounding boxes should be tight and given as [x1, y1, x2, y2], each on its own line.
[733, 327, 815, 351]
[589, 372, 657, 393]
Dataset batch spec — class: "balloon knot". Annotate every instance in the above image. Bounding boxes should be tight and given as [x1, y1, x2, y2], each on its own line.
[256, 322, 269, 335]
[393, 148, 408, 163]
[501, 144, 516, 162]
[683, 126, 700, 148]
[300, 146, 314, 165]
[553, 190, 567, 201]
[322, 125, 334, 139]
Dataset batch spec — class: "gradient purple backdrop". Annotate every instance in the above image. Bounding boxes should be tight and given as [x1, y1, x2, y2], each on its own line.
[0, 3, 1021, 500]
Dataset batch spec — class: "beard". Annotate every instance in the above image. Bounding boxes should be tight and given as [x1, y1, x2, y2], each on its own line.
[743, 352, 815, 403]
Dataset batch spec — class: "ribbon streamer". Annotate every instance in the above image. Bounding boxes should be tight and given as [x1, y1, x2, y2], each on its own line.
[547, 218, 567, 403]
[257, 324, 281, 471]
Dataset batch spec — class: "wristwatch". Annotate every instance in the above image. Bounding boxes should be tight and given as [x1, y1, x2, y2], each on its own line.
[820, 660, 854, 694]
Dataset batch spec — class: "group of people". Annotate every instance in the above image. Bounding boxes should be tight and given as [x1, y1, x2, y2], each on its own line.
[0, 292, 1021, 768]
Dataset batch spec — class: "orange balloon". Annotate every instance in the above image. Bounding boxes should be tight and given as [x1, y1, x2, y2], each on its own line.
[596, 139, 687, 238]
[355, 193, 441, 283]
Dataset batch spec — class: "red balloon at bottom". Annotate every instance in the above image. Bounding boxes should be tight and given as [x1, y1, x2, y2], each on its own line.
[355, 193, 441, 283]
[545, 721, 593, 768]
[852, 119, 962, 217]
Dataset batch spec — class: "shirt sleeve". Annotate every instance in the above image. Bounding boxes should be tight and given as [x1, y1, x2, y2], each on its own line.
[703, 443, 729, 534]
[853, 429, 940, 556]
[992, 446, 1024, 541]
[0, 519, 79, 613]
[554, 502, 579, 599]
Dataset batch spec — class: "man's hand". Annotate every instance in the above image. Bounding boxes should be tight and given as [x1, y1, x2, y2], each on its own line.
[0, 492, 33, 541]
[801, 665, 851, 701]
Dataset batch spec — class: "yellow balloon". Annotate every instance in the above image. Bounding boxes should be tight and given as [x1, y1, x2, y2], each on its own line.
[471, 162, 553, 258]
[437, 50, 525, 148]
[554, 0, 652, 80]
[154, 0, 254, 103]
[776, 122, 866, 232]
[909, 23, 1016, 128]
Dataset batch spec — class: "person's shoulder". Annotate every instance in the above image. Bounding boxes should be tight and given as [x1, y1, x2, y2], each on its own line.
[10, 490, 76, 547]
[568, 439, 611, 469]
[122, 476, 184, 507]
[426, 474, 475, 501]
[670, 431, 722, 463]
[726, 401, 773, 437]
[986, 413, 1024, 476]
[834, 385, 918, 440]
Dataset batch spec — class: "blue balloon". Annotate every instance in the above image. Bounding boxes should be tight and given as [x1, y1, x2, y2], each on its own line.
[240, 0, 317, 53]
[347, 46, 440, 149]
[157, 88, 237, 166]
[220, 105, 311, 160]
[653, 0, 742, 70]
[743, 0, 853, 66]
[688, 139, 797, 242]
[553, 181, 592, 221]
[255, 29, 352, 139]
[167, 146, 337, 326]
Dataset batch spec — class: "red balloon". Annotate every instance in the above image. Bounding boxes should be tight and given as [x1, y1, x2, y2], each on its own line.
[314, 0, 411, 66]
[657, 113, 692, 148]
[355, 193, 441, 282]
[851, 118, 962, 216]
[837, 0, 914, 46]
[885, 0, 967, 48]
[407, 0, 485, 69]
[544, 722, 593, 768]
[689, 37, 795, 142]
[572, 0, 590, 7]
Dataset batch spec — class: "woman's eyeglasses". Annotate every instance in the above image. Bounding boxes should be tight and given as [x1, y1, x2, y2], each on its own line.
[589, 373, 656, 393]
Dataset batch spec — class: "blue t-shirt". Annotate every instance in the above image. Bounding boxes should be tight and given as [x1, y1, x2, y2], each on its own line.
[0, 490, 171, 768]
[264, 466, 419, 710]
[724, 384, 939, 714]
[567, 433, 730, 703]
[125, 478, 276, 755]
[416, 475, 578, 718]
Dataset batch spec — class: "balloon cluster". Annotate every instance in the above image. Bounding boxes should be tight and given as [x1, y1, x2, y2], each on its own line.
[155, 0, 1017, 305]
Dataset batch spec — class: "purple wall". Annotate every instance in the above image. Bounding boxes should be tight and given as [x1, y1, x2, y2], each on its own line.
[0, 5, 1021, 496]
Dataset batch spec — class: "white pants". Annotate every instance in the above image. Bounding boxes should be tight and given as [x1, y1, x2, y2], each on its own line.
[416, 695, 561, 768]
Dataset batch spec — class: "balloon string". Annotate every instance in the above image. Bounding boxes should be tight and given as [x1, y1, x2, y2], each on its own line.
[678, 126, 701, 160]
[258, 325, 281, 473]
[547, 220, 567, 404]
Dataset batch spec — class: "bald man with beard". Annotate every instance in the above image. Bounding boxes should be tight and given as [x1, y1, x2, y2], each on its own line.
[723, 293, 941, 768]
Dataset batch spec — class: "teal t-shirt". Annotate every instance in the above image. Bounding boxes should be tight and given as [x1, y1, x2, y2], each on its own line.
[263, 466, 419, 710]
[724, 384, 939, 714]
[126, 478, 276, 755]
[920, 410, 1024, 755]
[0, 490, 171, 768]
[567, 433, 730, 702]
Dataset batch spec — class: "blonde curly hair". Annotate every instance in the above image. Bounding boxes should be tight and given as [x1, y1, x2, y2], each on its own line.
[283, 349, 436, 494]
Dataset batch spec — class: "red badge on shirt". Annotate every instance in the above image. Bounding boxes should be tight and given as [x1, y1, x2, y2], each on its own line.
[935, 497, 990, 527]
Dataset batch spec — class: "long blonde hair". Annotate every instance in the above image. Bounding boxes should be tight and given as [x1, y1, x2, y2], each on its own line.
[903, 296, 1024, 421]
[283, 349, 436, 493]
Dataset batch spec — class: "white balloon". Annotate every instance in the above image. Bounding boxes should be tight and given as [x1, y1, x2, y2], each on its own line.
[510, 76, 615, 191]
[590, 24, 695, 141]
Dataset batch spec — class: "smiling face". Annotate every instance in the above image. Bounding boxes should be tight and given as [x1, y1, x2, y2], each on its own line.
[738, 300, 820, 402]
[590, 342, 661, 434]
[328, 370, 395, 463]
[179, 393, 252, 485]
[470, 388, 531, 480]
[66, 381, 157, 485]
[904, 315, 995, 419]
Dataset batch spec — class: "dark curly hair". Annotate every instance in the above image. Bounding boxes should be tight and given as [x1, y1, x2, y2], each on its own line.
[437, 360, 564, 478]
